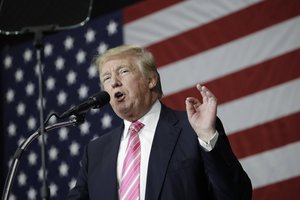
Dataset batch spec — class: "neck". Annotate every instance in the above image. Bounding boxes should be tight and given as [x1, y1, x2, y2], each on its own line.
[126, 95, 159, 122]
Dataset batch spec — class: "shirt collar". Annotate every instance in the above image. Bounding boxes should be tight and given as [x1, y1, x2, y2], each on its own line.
[123, 100, 161, 138]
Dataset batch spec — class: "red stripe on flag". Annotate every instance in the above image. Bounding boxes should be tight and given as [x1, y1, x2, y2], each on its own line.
[229, 112, 300, 159]
[253, 176, 300, 200]
[146, 0, 300, 67]
[123, 0, 183, 23]
[161, 49, 300, 110]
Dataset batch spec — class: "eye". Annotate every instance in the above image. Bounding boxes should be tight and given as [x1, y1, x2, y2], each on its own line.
[120, 68, 129, 74]
[102, 75, 111, 82]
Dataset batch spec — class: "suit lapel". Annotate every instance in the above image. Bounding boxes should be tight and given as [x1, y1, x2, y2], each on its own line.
[145, 105, 181, 200]
[97, 125, 123, 199]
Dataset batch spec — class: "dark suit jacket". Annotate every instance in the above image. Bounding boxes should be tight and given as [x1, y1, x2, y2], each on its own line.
[67, 104, 252, 200]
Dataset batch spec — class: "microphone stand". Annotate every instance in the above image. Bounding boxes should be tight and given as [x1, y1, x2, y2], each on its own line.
[33, 26, 51, 200]
[17, 26, 57, 200]
[1, 116, 85, 200]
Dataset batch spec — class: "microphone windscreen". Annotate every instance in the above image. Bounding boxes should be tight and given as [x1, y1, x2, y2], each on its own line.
[92, 91, 110, 108]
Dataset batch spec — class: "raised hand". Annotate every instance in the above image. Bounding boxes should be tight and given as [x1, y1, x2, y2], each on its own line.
[185, 84, 217, 142]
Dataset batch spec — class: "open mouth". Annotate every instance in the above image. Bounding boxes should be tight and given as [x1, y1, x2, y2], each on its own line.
[114, 91, 125, 102]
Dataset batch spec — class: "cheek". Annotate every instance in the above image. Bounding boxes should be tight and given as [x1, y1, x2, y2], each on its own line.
[135, 83, 149, 96]
[102, 82, 110, 91]
[102, 85, 113, 98]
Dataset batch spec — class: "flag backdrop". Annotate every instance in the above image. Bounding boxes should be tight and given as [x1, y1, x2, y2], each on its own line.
[1, 0, 300, 199]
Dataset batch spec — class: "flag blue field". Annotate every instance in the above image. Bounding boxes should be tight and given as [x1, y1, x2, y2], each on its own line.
[1, 11, 124, 200]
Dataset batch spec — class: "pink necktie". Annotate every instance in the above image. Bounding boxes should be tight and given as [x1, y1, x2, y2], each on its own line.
[119, 121, 144, 200]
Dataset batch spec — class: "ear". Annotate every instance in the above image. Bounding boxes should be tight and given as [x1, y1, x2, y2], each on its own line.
[148, 73, 158, 90]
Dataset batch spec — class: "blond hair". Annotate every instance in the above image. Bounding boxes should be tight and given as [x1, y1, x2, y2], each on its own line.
[95, 44, 163, 98]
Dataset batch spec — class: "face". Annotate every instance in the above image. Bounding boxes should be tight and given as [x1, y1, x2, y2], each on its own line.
[100, 57, 157, 121]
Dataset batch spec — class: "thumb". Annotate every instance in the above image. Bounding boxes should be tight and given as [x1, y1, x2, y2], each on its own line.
[185, 97, 197, 119]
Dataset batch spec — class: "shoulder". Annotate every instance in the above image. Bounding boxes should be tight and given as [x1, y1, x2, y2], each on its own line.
[87, 124, 123, 152]
[160, 103, 224, 131]
[160, 103, 189, 123]
[158, 104, 194, 135]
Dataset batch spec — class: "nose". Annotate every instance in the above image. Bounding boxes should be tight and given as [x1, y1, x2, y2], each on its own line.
[111, 74, 121, 88]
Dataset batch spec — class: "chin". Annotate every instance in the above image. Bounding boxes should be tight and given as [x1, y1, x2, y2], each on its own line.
[114, 106, 131, 118]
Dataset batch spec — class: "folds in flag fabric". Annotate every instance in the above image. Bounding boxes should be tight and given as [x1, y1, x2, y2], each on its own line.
[1, 0, 300, 199]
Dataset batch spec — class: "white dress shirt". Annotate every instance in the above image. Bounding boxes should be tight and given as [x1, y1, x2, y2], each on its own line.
[117, 100, 219, 200]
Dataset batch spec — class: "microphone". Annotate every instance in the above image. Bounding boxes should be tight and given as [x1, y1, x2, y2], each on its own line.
[59, 91, 110, 118]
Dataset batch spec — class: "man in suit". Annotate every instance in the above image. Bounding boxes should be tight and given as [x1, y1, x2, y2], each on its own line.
[67, 44, 252, 200]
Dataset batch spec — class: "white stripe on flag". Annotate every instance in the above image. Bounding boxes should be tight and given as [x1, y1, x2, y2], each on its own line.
[159, 16, 300, 96]
[219, 78, 300, 135]
[240, 141, 300, 189]
[124, 0, 261, 46]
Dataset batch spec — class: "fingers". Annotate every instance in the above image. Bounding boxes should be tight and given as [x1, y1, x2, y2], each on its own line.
[196, 83, 217, 104]
[185, 84, 217, 115]
[185, 97, 198, 108]
[185, 97, 199, 118]
[186, 97, 200, 108]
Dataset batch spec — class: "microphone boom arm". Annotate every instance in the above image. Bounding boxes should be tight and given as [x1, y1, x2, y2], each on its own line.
[2, 117, 83, 200]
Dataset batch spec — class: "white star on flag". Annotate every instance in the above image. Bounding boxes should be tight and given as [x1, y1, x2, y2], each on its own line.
[27, 116, 37, 130]
[59, 162, 69, 177]
[28, 151, 38, 166]
[66, 70, 77, 85]
[55, 56, 65, 70]
[17, 172, 27, 186]
[6, 89, 15, 103]
[64, 36, 74, 50]
[23, 49, 32, 62]
[57, 90, 67, 106]
[8, 194, 16, 200]
[97, 42, 108, 54]
[4, 55, 12, 69]
[17, 137, 25, 147]
[49, 146, 59, 161]
[16, 102, 26, 116]
[107, 20, 118, 35]
[69, 141, 80, 156]
[27, 187, 37, 200]
[7, 123, 17, 137]
[46, 76, 56, 91]
[58, 127, 69, 141]
[38, 168, 48, 181]
[101, 113, 113, 129]
[50, 183, 58, 197]
[34, 63, 45, 76]
[85, 29, 96, 43]
[88, 64, 98, 79]
[44, 43, 54, 57]
[25, 82, 35, 96]
[80, 121, 90, 135]
[75, 49, 86, 64]
[15, 69, 24, 82]
[78, 84, 89, 99]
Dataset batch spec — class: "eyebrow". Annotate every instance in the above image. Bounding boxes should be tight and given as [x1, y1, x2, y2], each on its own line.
[100, 65, 129, 78]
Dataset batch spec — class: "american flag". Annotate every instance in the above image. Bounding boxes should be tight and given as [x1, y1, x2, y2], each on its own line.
[1, 0, 300, 199]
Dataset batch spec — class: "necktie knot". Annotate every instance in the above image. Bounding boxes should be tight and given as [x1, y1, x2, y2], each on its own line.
[129, 121, 144, 134]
